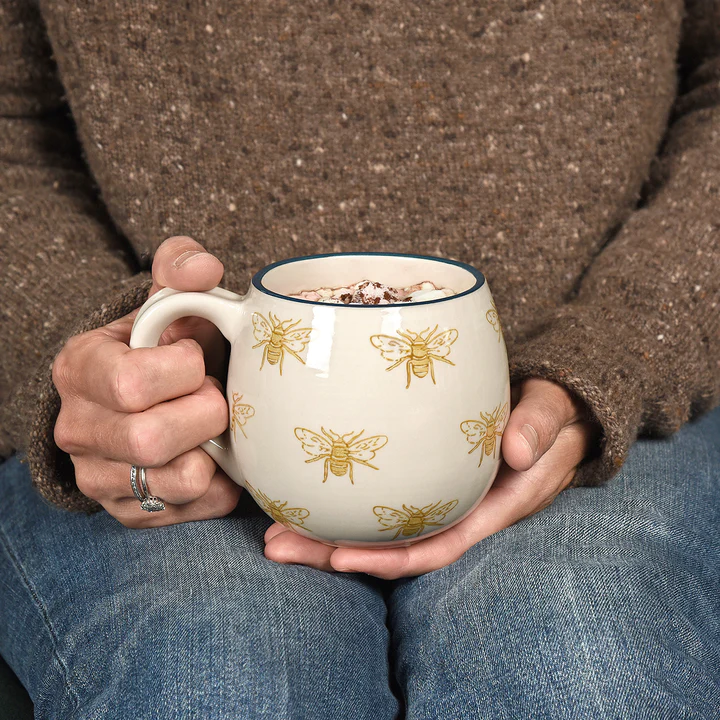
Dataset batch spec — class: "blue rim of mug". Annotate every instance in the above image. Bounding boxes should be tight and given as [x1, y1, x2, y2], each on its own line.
[251, 252, 486, 307]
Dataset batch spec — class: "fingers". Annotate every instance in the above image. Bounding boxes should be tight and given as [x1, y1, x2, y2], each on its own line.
[262, 380, 598, 579]
[74, 447, 218, 504]
[71, 451, 242, 528]
[52, 235, 231, 530]
[318, 421, 594, 580]
[262, 509, 471, 580]
[329, 528, 467, 580]
[151, 236, 224, 294]
[264, 526, 336, 572]
[113, 470, 242, 529]
[459, 420, 593, 541]
[110, 377, 228, 466]
[148, 236, 228, 367]
[54, 335, 207, 412]
[56, 377, 228, 465]
[502, 378, 586, 472]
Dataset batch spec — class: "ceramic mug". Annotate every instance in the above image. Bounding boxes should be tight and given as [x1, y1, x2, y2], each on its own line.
[129, 253, 510, 547]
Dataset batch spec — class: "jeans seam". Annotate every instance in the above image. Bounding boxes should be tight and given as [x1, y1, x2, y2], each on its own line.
[0, 522, 81, 714]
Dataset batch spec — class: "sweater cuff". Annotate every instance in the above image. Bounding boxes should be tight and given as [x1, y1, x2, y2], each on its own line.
[20, 274, 153, 512]
[509, 306, 649, 487]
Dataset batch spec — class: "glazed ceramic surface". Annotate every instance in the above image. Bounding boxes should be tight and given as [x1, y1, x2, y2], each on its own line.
[130, 253, 510, 547]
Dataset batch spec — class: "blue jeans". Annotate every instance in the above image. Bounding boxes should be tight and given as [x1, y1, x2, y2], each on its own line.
[1, 408, 719, 719]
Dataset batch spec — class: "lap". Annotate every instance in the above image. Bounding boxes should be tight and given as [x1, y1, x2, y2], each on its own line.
[390, 407, 720, 720]
[3, 409, 719, 719]
[0, 456, 397, 720]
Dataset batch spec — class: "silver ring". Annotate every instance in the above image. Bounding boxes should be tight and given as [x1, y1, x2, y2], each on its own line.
[130, 465, 166, 513]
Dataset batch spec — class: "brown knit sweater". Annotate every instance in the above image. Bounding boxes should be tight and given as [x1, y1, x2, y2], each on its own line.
[1, 0, 718, 512]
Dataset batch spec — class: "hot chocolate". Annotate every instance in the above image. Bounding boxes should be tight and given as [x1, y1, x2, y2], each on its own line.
[290, 279, 455, 305]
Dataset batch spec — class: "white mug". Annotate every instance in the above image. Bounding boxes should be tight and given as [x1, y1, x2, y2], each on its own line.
[130, 253, 510, 547]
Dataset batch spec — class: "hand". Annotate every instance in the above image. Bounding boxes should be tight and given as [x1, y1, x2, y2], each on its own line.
[53, 236, 242, 527]
[263, 378, 599, 578]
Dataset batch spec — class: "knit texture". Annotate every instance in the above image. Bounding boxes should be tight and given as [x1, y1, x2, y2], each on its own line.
[0, 0, 718, 509]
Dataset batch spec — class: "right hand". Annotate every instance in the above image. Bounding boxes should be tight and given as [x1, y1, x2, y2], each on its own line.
[52, 236, 242, 527]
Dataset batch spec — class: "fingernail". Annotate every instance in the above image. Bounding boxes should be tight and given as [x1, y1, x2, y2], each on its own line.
[519, 424, 539, 461]
[173, 250, 205, 268]
[207, 376, 225, 392]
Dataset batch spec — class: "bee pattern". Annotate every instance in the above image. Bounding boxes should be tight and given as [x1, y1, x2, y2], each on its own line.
[370, 325, 459, 389]
[252, 312, 312, 374]
[374, 500, 459, 540]
[461, 402, 509, 466]
[230, 392, 255, 439]
[245, 481, 311, 530]
[486, 299, 503, 342]
[294, 427, 388, 484]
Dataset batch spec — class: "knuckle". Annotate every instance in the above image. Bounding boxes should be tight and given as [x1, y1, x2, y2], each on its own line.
[213, 483, 241, 517]
[219, 490, 241, 516]
[54, 410, 79, 454]
[74, 467, 102, 502]
[52, 331, 101, 395]
[62, 333, 85, 356]
[177, 453, 213, 499]
[113, 359, 148, 412]
[126, 417, 168, 467]
[51, 344, 75, 393]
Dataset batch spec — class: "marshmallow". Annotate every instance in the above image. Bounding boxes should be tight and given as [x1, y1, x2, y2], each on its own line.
[289, 279, 456, 305]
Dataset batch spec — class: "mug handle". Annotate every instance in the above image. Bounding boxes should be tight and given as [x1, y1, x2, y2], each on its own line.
[129, 286, 248, 484]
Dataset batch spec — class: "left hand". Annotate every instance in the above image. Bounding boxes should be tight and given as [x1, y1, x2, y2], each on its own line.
[263, 378, 600, 579]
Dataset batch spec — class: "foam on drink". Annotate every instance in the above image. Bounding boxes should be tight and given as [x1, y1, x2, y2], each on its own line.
[289, 279, 455, 305]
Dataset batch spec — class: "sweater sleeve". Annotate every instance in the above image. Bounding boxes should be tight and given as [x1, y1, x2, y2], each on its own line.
[510, 14, 720, 486]
[0, 0, 151, 507]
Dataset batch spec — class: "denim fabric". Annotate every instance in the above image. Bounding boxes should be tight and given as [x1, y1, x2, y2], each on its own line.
[1, 407, 718, 719]
[0, 464, 397, 719]
[390, 407, 720, 719]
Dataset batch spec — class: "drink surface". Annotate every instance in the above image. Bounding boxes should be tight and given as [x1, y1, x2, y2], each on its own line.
[289, 279, 455, 305]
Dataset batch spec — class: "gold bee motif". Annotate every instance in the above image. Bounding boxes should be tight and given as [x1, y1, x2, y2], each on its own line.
[486, 299, 503, 342]
[252, 312, 312, 374]
[374, 499, 459, 540]
[370, 325, 459, 389]
[230, 392, 255, 439]
[461, 402, 509, 466]
[294, 427, 388, 484]
[245, 481, 311, 531]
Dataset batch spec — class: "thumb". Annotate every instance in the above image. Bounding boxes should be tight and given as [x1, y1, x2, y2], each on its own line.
[502, 379, 582, 472]
[146, 237, 227, 363]
[151, 236, 224, 295]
